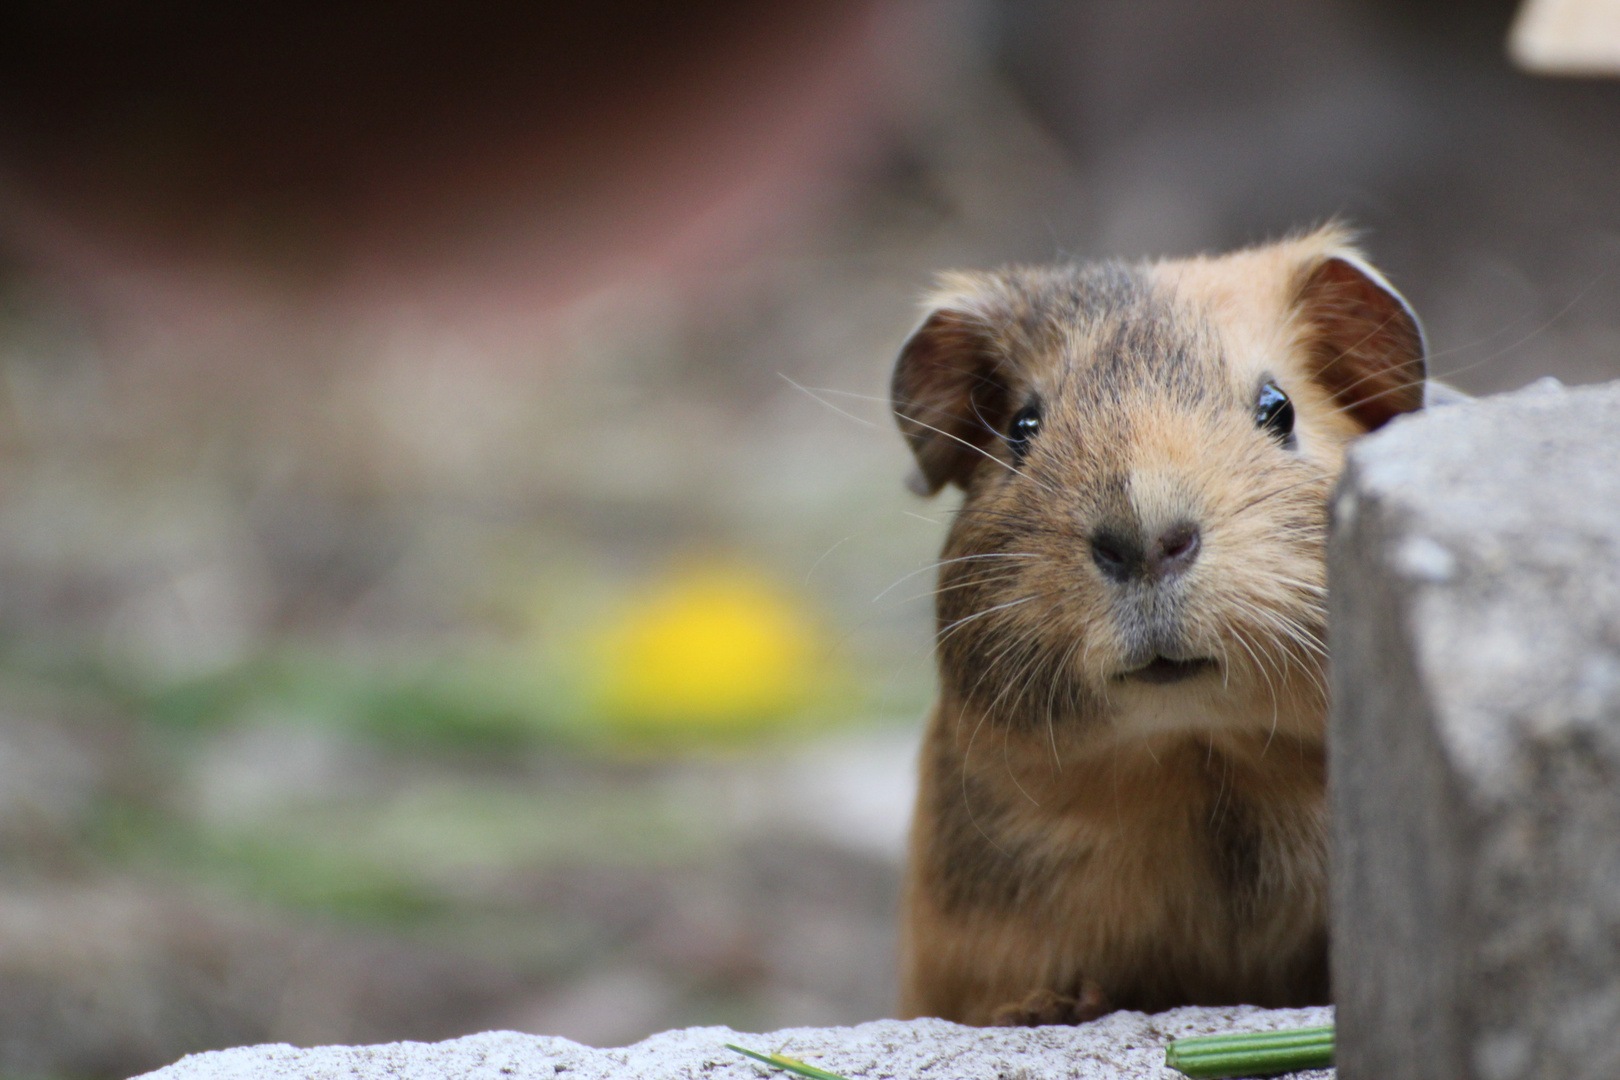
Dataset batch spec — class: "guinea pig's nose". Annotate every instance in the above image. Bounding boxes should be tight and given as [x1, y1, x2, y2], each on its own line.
[1089, 523, 1200, 584]
[1147, 522, 1201, 581]
[1088, 528, 1142, 584]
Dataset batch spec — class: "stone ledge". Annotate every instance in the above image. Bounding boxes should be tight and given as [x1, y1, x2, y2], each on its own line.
[1329, 377, 1620, 1080]
[135, 1006, 1334, 1080]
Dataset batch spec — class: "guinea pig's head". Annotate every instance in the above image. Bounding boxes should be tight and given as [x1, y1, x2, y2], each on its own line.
[891, 226, 1425, 738]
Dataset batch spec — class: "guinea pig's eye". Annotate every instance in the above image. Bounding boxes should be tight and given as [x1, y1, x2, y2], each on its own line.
[1255, 381, 1296, 447]
[1006, 403, 1042, 463]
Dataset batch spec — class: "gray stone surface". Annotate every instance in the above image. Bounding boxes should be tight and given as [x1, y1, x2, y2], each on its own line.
[135, 1006, 1334, 1080]
[1329, 377, 1620, 1080]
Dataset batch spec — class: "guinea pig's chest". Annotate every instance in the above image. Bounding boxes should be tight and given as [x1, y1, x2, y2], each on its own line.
[930, 706, 1327, 911]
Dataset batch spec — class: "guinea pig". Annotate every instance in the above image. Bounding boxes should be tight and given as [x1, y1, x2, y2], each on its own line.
[890, 225, 1426, 1026]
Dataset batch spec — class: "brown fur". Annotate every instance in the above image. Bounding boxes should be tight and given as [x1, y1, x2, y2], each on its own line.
[891, 226, 1426, 1025]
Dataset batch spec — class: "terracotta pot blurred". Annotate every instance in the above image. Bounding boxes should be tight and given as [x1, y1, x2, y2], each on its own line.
[0, 1, 906, 307]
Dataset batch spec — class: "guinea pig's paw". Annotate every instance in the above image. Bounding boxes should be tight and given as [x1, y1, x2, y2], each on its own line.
[988, 980, 1110, 1026]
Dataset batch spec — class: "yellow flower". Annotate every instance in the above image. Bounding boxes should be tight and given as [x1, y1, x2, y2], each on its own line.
[590, 565, 818, 739]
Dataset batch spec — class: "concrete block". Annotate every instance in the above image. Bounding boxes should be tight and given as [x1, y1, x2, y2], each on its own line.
[1330, 378, 1620, 1080]
[133, 1007, 1334, 1080]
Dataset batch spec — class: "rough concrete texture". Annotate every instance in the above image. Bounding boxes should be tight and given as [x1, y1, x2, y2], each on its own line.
[1330, 377, 1620, 1080]
[136, 1006, 1334, 1080]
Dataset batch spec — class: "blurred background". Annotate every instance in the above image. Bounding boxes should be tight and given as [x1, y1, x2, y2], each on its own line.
[0, 0, 1617, 1075]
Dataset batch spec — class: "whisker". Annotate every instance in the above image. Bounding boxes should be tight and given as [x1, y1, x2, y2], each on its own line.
[1431, 270, 1605, 381]
[1321, 275, 1602, 424]
[804, 535, 849, 586]
[779, 374, 881, 429]
[1045, 634, 1084, 771]
[1002, 721, 1040, 808]
[873, 552, 1039, 603]
[1312, 308, 1402, 381]
[896, 411, 1060, 495]
[934, 595, 1039, 648]
[794, 386, 890, 404]
[877, 568, 1030, 611]
[958, 704, 1010, 857]
[1231, 474, 1327, 517]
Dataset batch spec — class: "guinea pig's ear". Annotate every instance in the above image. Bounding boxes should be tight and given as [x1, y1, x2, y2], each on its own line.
[1293, 248, 1426, 432]
[890, 279, 1011, 495]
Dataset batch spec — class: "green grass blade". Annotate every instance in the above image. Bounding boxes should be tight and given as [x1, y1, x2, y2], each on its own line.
[725, 1043, 854, 1080]
[1167, 1024, 1334, 1052]
[1164, 1024, 1334, 1078]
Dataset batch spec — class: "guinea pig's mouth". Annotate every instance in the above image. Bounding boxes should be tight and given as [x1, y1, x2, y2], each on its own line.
[1121, 656, 1218, 685]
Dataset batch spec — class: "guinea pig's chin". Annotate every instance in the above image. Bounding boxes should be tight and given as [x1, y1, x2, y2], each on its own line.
[1105, 683, 1271, 740]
